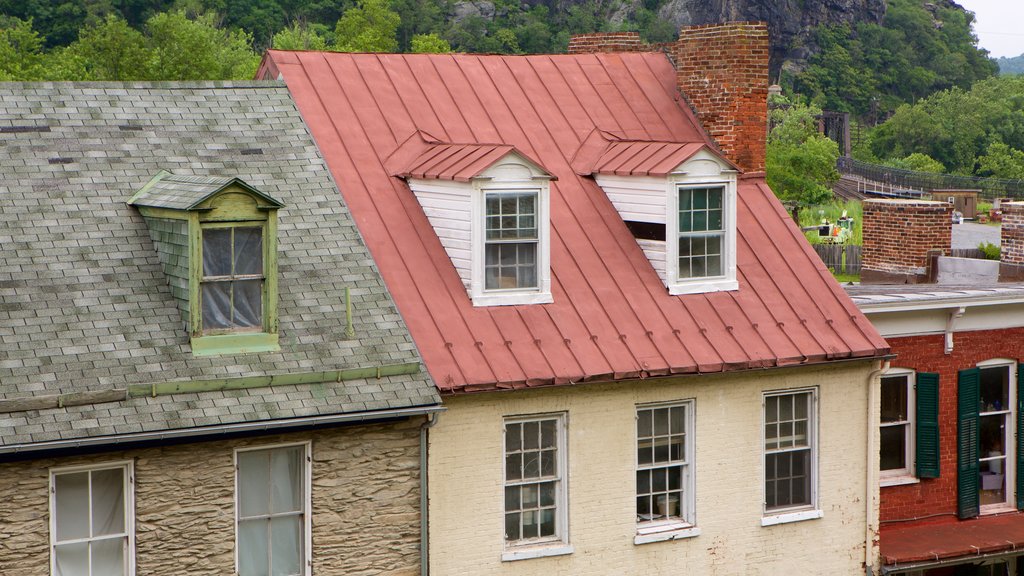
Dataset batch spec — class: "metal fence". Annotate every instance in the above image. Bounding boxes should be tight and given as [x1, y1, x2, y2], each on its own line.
[813, 244, 861, 275]
[837, 157, 1024, 200]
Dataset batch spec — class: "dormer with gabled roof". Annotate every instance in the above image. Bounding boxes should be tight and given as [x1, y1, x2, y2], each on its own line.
[387, 131, 556, 306]
[129, 171, 284, 355]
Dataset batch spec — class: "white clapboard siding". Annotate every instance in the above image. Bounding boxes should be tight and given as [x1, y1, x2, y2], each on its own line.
[408, 179, 473, 289]
[595, 174, 666, 223]
[638, 239, 667, 283]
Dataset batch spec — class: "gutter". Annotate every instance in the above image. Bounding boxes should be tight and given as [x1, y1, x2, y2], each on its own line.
[880, 548, 1024, 575]
[865, 359, 890, 576]
[420, 411, 441, 576]
[856, 293, 1024, 314]
[0, 404, 444, 459]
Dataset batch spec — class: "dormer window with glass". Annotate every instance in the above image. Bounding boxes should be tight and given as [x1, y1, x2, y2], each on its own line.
[128, 171, 283, 355]
[388, 132, 554, 306]
[574, 131, 739, 295]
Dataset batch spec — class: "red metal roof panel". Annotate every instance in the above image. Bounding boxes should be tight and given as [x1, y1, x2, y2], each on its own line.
[880, 515, 1024, 566]
[266, 50, 889, 393]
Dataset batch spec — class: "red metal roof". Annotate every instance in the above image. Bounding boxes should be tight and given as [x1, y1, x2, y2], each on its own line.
[263, 50, 889, 394]
[385, 130, 554, 182]
[880, 514, 1024, 567]
[570, 129, 739, 177]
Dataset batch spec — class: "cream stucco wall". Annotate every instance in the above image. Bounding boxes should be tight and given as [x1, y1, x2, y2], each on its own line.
[428, 361, 881, 575]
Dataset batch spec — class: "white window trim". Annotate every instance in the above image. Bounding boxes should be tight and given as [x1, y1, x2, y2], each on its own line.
[471, 177, 552, 307]
[234, 441, 313, 576]
[49, 460, 136, 576]
[761, 387, 819, 519]
[665, 173, 738, 295]
[501, 413, 569, 561]
[977, 359, 1017, 514]
[634, 400, 696, 543]
[880, 368, 916, 484]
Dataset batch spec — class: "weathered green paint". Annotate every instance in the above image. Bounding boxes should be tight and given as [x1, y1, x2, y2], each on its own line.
[190, 332, 280, 356]
[136, 206, 190, 221]
[958, 367, 981, 519]
[126, 169, 171, 205]
[345, 286, 355, 339]
[915, 372, 940, 478]
[126, 362, 421, 398]
[197, 189, 266, 222]
[188, 211, 202, 336]
[266, 209, 279, 334]
[127, 171, 284, 211]
[141, 216, 190, 323]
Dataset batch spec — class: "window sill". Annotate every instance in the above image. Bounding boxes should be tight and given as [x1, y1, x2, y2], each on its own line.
[501, 543, 573, 562]
[880, 475, 920, 488]
[191, 333, 279, 356]
[634, 525, 701, 545]
[761, 508, 823, 527]
[471, 291, 553, 307]
[668, 278, 738, 296]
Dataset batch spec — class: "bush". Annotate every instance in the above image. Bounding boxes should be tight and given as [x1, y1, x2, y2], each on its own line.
[979, 241, 1001, 260]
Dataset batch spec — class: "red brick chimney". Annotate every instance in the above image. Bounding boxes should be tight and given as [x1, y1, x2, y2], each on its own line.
[861, 199, 951, 284]
[566, 22, 770, 173]
[1000, 202, 1024, 280]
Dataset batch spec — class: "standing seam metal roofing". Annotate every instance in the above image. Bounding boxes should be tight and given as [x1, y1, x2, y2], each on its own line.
[264, 50, 889, 394]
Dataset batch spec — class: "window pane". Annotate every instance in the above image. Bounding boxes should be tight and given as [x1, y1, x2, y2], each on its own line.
[504, 513, 520, 542]
[708, 189, 722, 209]
[91, 468, 125, 537]
[523, 422, 539, 450]
[233, 280, 263, 328]
[271, 447, 302, 514]
[880, 425, 907, 471]
[505, 486, 520, 511]
[980, 414, 1006, 456]
[505, 423, 522, 452]
[540, 508, 556, 537]
[539, 482, 556, 507]
[202, 282, 232, 330]
[485, 193, 537, 241]
[540, 420, 556, 449]
[484, 243, 538, 290]
[238, 451, 270, 517]
[54, 542, 88, 576]
[234, 227, 264, 275]
[91, 536, 125, 576]
[522, 510, 538, 538]
[270, 515, 302, 576]
[540, 449, 556, 477]
[880, 376, 908, 423]
[523, 452, 540, 478]
[653, 408, 669, 436]
[238, 519, 269, 576]
[506, 453, 522, 481]
[765, 449, 811, 509]
[980, 366, 1009, 412]
[203, 228, 232, 276]
[54, 472, 90, 542]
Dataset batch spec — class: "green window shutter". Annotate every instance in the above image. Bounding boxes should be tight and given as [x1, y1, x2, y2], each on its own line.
[957, 368, 980, 519]
[915, 372, 940, 478]
[1017, 364, 1024, 510]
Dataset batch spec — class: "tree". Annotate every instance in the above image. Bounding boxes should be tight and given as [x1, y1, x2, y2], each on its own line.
[977, 142, 1024, 180]
[69, 13, 150, 80]
[145, 10, 259, 80]
[334, 0, 400, 53]
[410, 33, 450, 53]
[766, 103, 840, 207]
[883, 153, 945, 174]
[272, 21, 329, 51]
[0, 17, 46, 80]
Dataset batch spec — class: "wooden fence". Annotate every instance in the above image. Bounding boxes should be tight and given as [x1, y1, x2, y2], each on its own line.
[812, 244, 861, 275]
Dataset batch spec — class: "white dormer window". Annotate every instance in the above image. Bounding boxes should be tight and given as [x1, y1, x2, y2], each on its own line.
[390, 133, 553, 306]
[667, 170, 738, 295]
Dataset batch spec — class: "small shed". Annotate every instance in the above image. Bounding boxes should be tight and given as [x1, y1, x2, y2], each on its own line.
[930, 189, 979, 219]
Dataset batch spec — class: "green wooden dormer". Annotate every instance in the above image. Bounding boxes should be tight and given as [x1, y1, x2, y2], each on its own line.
[129, 171, 284, 356]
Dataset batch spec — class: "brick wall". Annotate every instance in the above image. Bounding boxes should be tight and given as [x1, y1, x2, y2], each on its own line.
[0, 419, 423, 575]
[880, 328, 1024, 523]
[566, 22, 770, 173]
[1002, 202, 1024, 265]
[862, 199, 951, 283]
[673, 22, 769, 173]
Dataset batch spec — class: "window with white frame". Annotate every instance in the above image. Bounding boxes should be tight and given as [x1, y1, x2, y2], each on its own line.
[978, 361, 1015, 509]
[636, 402, 694, 531]
[503, 415, 566, 546]
[484, 191, 539, 291]
[50, 462, 134, 576]
[881, 371, 914, 477]
[236, 443, 310, 576]
[677, 187, 725, 280]
[764, 390, 817, 513]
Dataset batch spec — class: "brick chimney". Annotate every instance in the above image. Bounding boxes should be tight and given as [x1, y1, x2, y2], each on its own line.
[566, 22, 769, 173]
[673, 22, 769, 173]
[861, 200, 951, 284]
[1000, 202, 1024, 280]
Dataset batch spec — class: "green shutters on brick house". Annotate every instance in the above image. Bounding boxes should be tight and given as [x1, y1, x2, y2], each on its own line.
[915, 372, 940, 478]
[958, 368, 981, 519]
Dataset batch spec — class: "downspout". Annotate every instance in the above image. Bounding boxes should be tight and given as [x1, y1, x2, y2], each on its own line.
[866, 359, 890, 576]
[420, 411, 441, 576]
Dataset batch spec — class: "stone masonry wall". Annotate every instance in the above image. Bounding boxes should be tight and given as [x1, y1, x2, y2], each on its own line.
[673, 22, 770, 173]
[567, 23, 770, 174]
[862, 199, 951, 282]
[0, 418, 423, 575]
[1001, 202, 1024, 265]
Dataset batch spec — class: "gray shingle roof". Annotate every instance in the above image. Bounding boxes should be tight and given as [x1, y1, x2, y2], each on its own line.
[128, 170, 285, 210]
[0, 81, 440, 449]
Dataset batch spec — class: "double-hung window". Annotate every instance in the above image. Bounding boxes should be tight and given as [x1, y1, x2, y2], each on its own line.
[635, 401, 696, 541]
[503, 414, 568, 557]
[763, 389, 818, 521]
[202, 225, 265, 332]
[881, 371, 915, 479]
[50, 462, 134, 576]
[236, 443, 310, 576]
[978, 362, 1015, 509]
[484, 191, 539, 291]
[677, 186, 725, 280]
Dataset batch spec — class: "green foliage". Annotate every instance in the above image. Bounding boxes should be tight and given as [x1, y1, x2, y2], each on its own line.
[0, 17, 46, 80]
[766, 103, 840, 207]
[69, 14, 149, 80]
[146, 10, 259, 80]
[334, 0, 400, 53]
[979, 241, 1001, 260]
[271, 21, 329, 51]
[882, 152, 946, 174]
[798, 200, 862, 245]
[870, 75, 1024, 175]
[791, 0, 997, 118]
[410, 32, 450, 54]
[977, 142, 1024, 180]
[999, 54, 1024, 76]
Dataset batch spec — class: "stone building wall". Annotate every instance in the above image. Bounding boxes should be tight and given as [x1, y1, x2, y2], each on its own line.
[0, 418, 423, 575]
